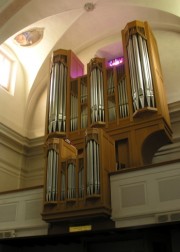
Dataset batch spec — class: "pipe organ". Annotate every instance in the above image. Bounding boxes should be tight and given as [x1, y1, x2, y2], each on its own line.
[42, 21, 172, 233]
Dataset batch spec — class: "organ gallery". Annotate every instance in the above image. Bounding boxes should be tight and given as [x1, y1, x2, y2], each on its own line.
[41, 20, 172, 233]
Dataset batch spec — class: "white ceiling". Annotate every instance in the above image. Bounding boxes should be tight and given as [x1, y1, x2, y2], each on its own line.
[0, 0, 180, 99]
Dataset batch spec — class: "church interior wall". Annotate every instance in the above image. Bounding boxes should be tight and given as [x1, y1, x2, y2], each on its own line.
[0, 3, 179, 244]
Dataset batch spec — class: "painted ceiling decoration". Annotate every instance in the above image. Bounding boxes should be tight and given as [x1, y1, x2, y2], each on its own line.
[14, 28, 44, 47]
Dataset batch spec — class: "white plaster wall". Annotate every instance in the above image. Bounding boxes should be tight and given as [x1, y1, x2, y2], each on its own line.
[0, 187, 48, 237]
[25, 88, 47, 139]
[110, 160, 180, 228]
[0, 48, 26, 136]
[154, 30, 180, 104]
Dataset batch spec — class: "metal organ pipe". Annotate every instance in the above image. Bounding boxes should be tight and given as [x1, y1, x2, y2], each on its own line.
[46, 148, 58, 202]
[127, 38, 139, 111]
[70, 93, 78, 131]
[67, 162, 76, 199]
[132, 35, 145, 108]
[107, 69, 114, 95]
[48, 59, 67, 133]
[116, 64, 129, 119]
[60, 162, 66, 201]
[142, 37, 155, 107]
[127, 31, 155, 112]
[86, 140, 100, 195]
[90, 67, 105, 123]
[78, 159, 84, 198]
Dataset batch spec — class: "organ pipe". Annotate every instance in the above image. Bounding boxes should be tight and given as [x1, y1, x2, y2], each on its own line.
[46, 147, 58, 202]
[118, 78, 129, 118]
[107, 68, 114, 95]
[90, 64, 105, 124]
[48, 58, 67, 133]
[67, 160, 76, 199]
[126, 27, 155, 112]
[78, 158, 84, 198]
[60, 162, 66, 201]
[86, 139, 100, 195]
[70, 93, 78, 131]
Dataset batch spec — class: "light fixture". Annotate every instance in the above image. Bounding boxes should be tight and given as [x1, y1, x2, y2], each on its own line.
[108, 57, 124, 67]
[84, 2, 95, 12]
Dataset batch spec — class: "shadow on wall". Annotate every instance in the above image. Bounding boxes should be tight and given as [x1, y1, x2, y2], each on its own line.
[142, 130, 172, 165]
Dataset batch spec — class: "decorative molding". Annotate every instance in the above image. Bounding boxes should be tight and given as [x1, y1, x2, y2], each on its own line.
[0, 122, 45, 151]
[168, 100, 180, 113]
[0, 122, 45, 189]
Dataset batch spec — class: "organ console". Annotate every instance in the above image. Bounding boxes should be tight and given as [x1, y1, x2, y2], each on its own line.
[42, 20, 172, 234]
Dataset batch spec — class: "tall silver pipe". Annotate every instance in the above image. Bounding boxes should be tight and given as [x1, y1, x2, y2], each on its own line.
[93, 140, 97, 194]
[122, 78, 128, 117]
[86, 139, 100, 195]
[142, 39, 155, 107]
[61, 165, 66, 200]
[138, 35, 149, 105]
[51, 150, 56, 201]
[89, 140, 93, 194]
[62, 64, 67, 131]
[48, 65, 54, 133]
[93, 69, 97, 122]
[46, 150, 51, 201]
[49, 149, 53, 201]
[96, 141, 100, 193]
[79, 160, 84, 197]
[101, 71, 105, 121]
[86, 142, 90, 195]
[75, 96, 78, 130]
[127, 38, 139, 111]
[124, 78, 129, 116]
[54, 64, 59, 132]
[58, 63, 63, 131]
[46, 149, 59, 202]
[67, 163, 71, 198]
[55, 152, 58, 200]
[49, 62, 59, 133]
[118, 81, 122, 118]
[78, 167, 82, 197]
[46, 149, 54, 201]
[90, 67, 105, 123]
[70, 94, 73, 131]
[107, 70, 113, 94]
[87, 140, 94, 195]
[132, 34, 144, 108]
[97, 68, 102, 121]
[90, 71, 94, 123]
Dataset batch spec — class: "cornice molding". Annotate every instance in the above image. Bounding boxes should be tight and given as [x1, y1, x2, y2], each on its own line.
[0, 101, 179, 151]
[169, 101, 180, 124]
[0, 122, 45, 155]
[168, 101, 180, 112]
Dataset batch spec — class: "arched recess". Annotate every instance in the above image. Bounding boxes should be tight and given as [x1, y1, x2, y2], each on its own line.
[24, 56, 50, 138]
[142, 130, 172, 165]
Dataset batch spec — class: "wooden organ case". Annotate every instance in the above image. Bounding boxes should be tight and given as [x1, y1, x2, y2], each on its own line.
[42, 21, 172, 233]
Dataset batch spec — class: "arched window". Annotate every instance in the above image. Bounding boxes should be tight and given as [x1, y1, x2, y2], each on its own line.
[0, 46, 17, 94]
